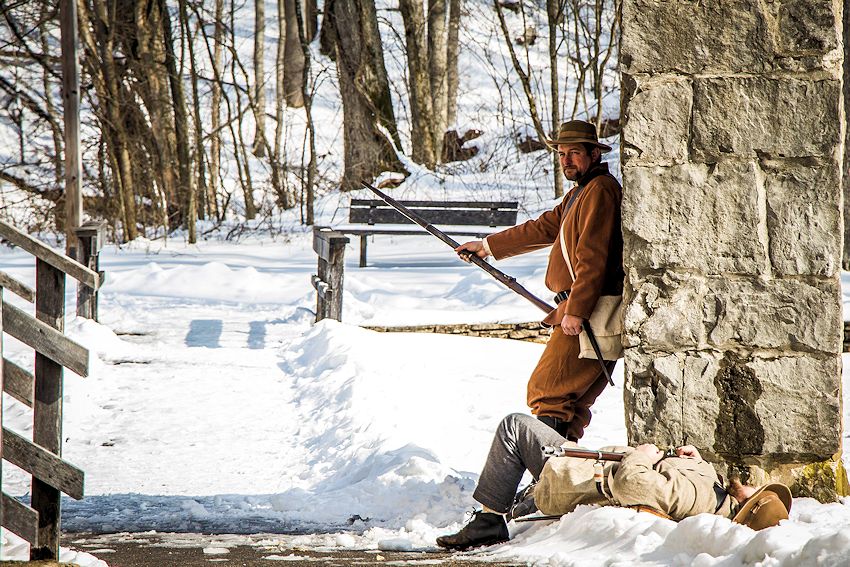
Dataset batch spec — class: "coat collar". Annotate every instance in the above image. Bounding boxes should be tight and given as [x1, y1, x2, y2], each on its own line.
[576, 162, 610, 188]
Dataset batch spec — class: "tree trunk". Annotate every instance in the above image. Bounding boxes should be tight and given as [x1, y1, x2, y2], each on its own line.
[326, 0, 405, 189]
[398, 0, 436, 166]
[231, 0, 257, 219]
[283, 0, 305, 107]
[209, 0, 225, 220]
[304, 0, 318, 41]
[132, 0, 180, 233]
[446, 0, 461, 126]
[80, 0, 138, 241]
[39, 4, 64, 191]
[271, 0, 292, 208]
[181, 0, 207, 221]
[428, 0, 448, 157]
[294, 0, 315, 224]
[547, 0, 563, 198]
[319, 0, 336, 57]
[159, 0, 196, 242]
[253, 0, 267, 156]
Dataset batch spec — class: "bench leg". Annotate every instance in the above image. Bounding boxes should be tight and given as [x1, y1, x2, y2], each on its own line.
[359, 235, 367, 268]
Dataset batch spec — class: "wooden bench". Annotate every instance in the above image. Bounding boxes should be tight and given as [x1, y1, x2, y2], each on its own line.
[340, 199, 519, 267]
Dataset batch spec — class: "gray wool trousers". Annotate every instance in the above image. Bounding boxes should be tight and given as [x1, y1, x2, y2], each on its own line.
[472, 413, 567, 513]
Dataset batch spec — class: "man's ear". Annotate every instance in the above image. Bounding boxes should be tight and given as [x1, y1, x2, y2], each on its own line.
[591, 147, 601, 161]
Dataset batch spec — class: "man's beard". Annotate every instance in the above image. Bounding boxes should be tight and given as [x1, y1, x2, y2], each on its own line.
[563, 168, 581, 181]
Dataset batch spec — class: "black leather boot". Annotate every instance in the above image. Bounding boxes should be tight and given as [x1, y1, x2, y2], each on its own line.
[436, 510, 509, 550]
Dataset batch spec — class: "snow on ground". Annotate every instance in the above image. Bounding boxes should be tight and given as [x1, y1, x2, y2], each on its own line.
[1, 231, 850, 566]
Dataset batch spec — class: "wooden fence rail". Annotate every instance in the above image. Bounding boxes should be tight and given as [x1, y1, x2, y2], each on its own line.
[0, 224, 95, 560]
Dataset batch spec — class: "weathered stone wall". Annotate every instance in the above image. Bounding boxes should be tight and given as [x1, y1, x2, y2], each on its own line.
[621, 0, 847, 499]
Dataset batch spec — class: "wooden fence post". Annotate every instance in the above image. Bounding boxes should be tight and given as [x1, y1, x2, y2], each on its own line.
[30, 259, 65, 560]
[312, 227, 349, 322]
[74, 221, 106, 321]
[61, 0, 82, 256]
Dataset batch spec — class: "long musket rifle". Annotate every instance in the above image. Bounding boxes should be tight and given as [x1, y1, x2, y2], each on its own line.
[360, 181, 613, 386]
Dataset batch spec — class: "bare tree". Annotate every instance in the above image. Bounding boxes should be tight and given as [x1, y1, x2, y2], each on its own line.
[271, 0, 292, 208]
[208, 0, 226, 220]
[324, 0, 405, 189]
[493, 0, 547, 144]
[428, 0, 448, 156]
[399, 0, 437, 166]
[546, 0, 563, 197]
[78, 0, 139, 240]
[159, 0, 197, 242]
[294, 0, 315, 224]
[445, 0, 461, 127]
[253, 0, 268, 156]
[230, 0, 257, 218]
[181, 0, 208, 220]
[283, 0, 305, 107]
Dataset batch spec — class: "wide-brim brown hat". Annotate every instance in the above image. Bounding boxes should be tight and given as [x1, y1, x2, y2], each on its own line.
[546, 120, 612, 153]
[732, 483, 792, 531]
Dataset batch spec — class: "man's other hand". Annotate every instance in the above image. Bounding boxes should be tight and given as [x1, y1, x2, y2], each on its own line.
[455, 240, 488, 262]
[561, 314, 583, 335]
[635, 443, 664, 465]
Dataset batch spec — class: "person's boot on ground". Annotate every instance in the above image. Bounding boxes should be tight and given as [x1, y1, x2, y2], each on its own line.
[435, 509, 509, 550]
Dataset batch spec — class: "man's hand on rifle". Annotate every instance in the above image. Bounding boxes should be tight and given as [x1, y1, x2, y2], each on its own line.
[561, 313, 583, 335]
[675, 445, 701, 460]
[455, 240, 489, 262]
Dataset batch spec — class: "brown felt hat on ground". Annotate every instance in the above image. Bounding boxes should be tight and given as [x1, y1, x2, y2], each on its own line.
[546, 120, 612, 153]
[732, 483, 792, 531]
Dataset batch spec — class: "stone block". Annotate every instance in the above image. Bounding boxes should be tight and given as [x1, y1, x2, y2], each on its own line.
[624, 350, 721, 449]
[621, 74, 691, 166]
[746, 356, 842, 456]
[622, 161, 765, 275]
[622, 0, 839, 75]
[692, 77, 841, 160]
[775, 1, 839, 56]
[761, 157, 842, 277]
[624, 350, 842, 462]
[626, 274, 842, 353]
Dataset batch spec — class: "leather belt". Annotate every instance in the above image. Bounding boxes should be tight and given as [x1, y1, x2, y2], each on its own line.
[554, 290, 570, 304]
[713, 482, 727, 513]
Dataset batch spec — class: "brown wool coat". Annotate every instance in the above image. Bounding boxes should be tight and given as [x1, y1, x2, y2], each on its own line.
[485, 163, 624, 425]
[535, 447, 736, 521]
[486, 162, 624, 323]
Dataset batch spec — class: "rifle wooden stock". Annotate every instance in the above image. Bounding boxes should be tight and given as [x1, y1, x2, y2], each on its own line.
[361, 181, 614, 386]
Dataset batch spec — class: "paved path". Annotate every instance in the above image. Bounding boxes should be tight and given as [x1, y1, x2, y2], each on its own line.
[63, 533, 522, 566]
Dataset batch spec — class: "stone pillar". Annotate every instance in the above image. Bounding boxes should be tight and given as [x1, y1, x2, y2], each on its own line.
[620, 0, 848, 500]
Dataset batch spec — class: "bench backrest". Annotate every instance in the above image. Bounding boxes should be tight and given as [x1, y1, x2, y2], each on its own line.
[350, 199, 518, 227]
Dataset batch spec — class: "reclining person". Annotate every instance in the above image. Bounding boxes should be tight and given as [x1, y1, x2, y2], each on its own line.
[436, 413, 792, 550]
